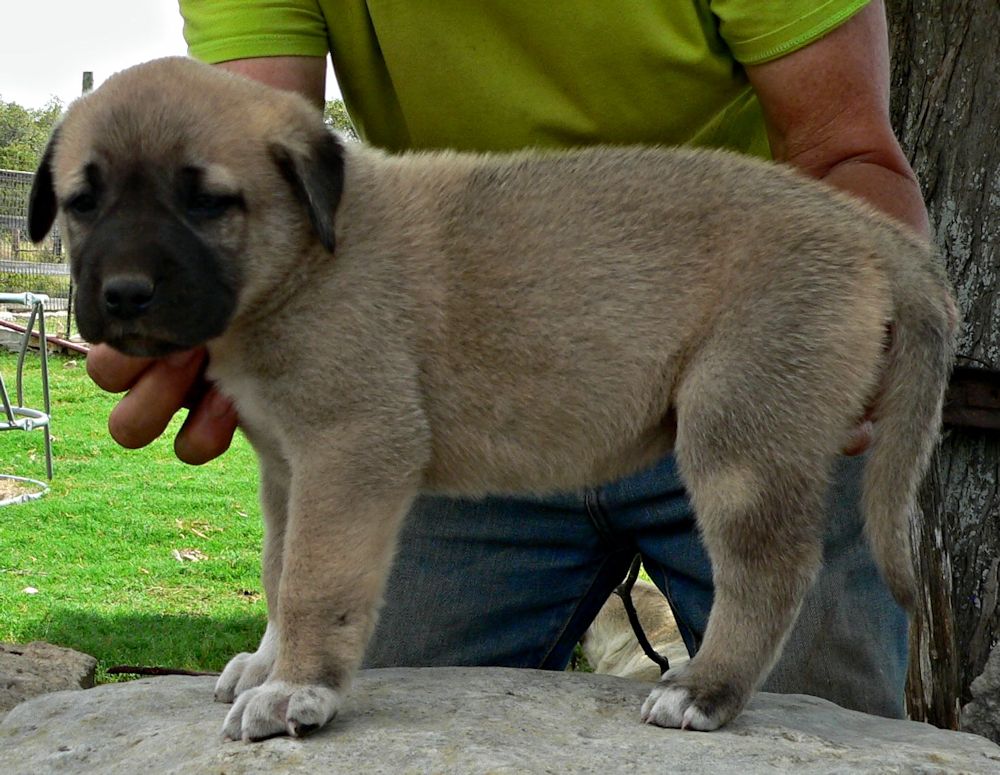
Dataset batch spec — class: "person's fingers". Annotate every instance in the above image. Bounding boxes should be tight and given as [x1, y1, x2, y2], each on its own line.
[868, 323, 895, 423]
[174, 386, 240, 465]
[841, 323, 893, 457]
[106, 349, 207, 449]
[841, 419, 874, 457]
[86, 344, 156, 393]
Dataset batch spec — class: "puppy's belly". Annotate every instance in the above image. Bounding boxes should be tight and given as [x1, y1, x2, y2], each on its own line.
[422, 418, 676, 497]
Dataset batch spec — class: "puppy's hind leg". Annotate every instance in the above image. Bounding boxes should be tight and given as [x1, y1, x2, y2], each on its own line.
[642, 350, 838, 730]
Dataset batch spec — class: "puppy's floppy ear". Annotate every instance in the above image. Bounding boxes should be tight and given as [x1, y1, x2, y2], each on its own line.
[270, 130, 345, 253]
[28, 126, 61, 243]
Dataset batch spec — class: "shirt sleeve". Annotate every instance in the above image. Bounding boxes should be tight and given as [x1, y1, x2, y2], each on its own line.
[710, 0, 871, 64]
[179, 0, 330, 63]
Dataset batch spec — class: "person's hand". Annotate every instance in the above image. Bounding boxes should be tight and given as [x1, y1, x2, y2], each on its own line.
[86, 344, 239, 465]
[842, 415, 875, 456]
[840, 323, 894, 457]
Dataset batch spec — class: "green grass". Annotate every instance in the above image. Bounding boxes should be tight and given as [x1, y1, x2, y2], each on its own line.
[0, 271, 71, 298]
[0, 350, 266, 680]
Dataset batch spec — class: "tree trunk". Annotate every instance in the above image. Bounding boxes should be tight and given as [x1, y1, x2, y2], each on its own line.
[886, 0, 1000, 729]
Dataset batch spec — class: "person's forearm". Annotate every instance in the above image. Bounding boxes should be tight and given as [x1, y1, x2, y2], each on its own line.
[217, 56, 327, 107]
[818, 156, 930, 239]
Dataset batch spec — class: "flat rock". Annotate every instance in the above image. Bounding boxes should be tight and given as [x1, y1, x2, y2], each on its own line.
[963, 642, 1000, 744]
[1, 668, 998, 774]
[0, 642, 96, 719]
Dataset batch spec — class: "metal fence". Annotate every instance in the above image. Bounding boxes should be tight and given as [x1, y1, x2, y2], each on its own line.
[0, 169, 70, 314]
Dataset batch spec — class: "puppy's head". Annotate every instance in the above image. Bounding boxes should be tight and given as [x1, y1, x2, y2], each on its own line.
[29, 57, 344, 357]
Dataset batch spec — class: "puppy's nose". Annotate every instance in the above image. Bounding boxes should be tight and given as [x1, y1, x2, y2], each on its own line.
[103, 275, 155, 320]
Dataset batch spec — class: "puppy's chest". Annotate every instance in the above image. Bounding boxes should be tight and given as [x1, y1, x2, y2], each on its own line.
[205, 347, 278, 439]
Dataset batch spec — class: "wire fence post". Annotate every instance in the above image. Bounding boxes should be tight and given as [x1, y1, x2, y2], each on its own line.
[0, 170, 70, 327]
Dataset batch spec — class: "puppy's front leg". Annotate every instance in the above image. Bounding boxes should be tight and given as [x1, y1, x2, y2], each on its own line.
[215, 445, 289, 703]
[222, 430, 420, 742]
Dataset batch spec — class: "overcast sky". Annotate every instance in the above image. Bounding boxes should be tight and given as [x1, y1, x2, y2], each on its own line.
[2, 1, 339, 110]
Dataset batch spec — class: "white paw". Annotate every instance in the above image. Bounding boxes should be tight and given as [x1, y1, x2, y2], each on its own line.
[215, 626, 278, 703]
[222, 680, 342, 742]
[640, 683, 721, 730]
[215, 651, 273, 703]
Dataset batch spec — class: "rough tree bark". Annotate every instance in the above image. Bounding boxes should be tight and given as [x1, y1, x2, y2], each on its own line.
[886, 0, 1000, 729]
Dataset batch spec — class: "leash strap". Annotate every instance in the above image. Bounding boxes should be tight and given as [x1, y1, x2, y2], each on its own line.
[613, 554, 672, 676]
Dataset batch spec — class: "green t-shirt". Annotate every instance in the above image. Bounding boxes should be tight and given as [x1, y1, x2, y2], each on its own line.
[180, 0, 869, 156]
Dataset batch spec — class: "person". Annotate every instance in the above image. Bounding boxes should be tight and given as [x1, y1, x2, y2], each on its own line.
[89, 0, 928, 718]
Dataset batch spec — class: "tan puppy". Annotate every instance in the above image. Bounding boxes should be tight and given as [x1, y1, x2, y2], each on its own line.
[28, 58, 957, 741]
[582, 579, 689, 682]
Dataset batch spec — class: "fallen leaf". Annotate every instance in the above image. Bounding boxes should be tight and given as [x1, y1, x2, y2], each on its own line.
[172, 548, 208, 562]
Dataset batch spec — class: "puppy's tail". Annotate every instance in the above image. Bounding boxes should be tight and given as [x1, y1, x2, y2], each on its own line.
[863, 235, 957, 611]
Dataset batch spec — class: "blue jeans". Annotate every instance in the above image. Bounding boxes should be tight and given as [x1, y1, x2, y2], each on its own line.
[363, 453, 908, 718]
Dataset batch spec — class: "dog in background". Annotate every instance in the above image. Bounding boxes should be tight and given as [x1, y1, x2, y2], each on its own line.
[581, 579, 689, 682]
[29, 58, 956, 742]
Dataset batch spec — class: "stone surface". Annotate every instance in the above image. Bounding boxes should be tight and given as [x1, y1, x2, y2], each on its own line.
[2, 668, 999, 774]
[963, 642, 1000, 744]
[0, 642, 96, 719]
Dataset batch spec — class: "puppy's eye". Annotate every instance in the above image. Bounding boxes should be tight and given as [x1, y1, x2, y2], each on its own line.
[185, 192, 241, 221]
[66, 192, 98, 216]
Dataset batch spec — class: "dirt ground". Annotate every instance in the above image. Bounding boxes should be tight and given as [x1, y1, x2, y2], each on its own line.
[0, 477, 43, 503]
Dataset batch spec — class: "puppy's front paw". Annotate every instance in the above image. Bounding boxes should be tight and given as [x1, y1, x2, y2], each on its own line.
[222, 680, 342, 742]
[215, 625, 278, 703]
[640, 666, 746, 731]
[215, 648, 275, 703]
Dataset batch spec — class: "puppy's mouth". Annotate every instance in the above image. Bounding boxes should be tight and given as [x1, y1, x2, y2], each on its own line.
[79, 298, 233, 358]
[104, 333, 191, 358]
[74, 272, 238, 358]
[85, 310, 226, 357]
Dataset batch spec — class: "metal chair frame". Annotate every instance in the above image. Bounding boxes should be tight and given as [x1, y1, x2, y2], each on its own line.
[0, 292, 52, 504]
